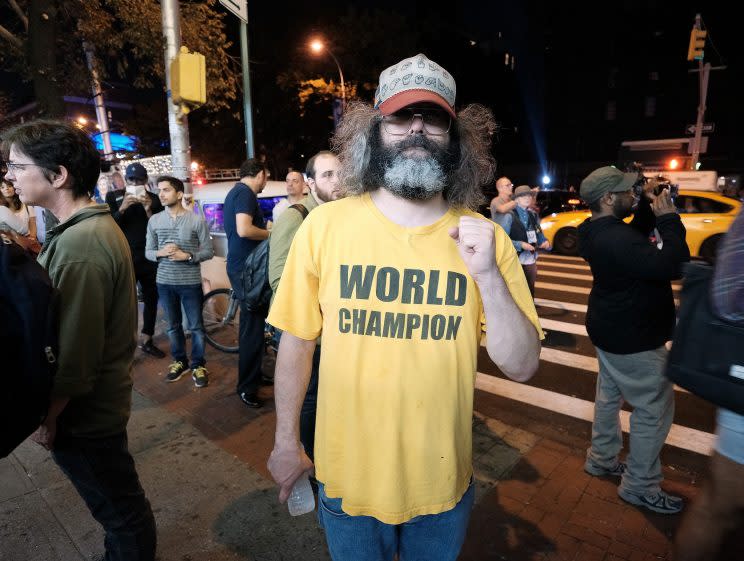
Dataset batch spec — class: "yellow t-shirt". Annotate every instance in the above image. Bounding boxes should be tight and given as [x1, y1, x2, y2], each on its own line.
[267, 193, 541, 524]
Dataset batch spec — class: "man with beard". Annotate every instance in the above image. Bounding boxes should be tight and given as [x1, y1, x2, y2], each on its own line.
[268, 150, 343, 465]
[145, 176, 214, 387]
[578, 166, 689, 514]
[267, 54, 543, 560]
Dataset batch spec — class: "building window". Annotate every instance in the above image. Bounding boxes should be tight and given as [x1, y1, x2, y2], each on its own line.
[645, 96, 656, 117]
[608, 68, 618, 89]
[606, 100, 616, 121]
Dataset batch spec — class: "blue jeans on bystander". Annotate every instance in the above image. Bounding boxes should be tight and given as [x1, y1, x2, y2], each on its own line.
[157, 283, 205, 368]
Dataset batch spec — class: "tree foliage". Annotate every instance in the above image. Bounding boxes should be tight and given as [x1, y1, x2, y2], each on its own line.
[0, 0, 238, 114]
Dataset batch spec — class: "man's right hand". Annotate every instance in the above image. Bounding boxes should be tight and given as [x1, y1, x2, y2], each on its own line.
[652, 189, 677, 217]
[156, 243, 178, 258]
[119, 193, 139, 212]
[267, 441, 314, 503]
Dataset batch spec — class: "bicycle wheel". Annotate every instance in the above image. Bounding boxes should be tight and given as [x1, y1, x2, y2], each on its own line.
[202, 288, 240, 353]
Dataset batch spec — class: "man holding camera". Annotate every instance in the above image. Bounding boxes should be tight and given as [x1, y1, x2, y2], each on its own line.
[106, 163, 165, 358]
[578, 166, 689, 514]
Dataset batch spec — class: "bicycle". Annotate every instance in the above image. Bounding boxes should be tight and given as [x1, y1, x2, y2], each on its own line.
[202, 288, 278, 354]
[202, 288, 240, 352]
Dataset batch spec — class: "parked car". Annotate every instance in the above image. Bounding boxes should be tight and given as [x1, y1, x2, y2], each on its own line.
[535, 189, 588, 217]
[193, 180, 289, 291]
[539, 189, 742, 262]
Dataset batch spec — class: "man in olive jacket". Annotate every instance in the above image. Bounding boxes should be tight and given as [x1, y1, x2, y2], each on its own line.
[2, 120, 156, 561]
[268, 150, 342, 462]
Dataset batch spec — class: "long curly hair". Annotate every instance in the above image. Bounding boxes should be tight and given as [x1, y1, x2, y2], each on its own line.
[331, 101, 497, 210]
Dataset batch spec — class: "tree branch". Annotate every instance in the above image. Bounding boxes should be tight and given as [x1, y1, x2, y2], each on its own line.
[8, 0, 29, 31]
[0, 23, 23, 49]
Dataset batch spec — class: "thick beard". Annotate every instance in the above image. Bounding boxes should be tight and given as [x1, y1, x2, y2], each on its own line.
[368, 133, 456, 201]
[612, 197, 633, 219]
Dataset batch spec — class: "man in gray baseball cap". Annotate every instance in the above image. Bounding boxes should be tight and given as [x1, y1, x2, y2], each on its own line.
[578, 164, 689, 515]
[106, 163, 165, 358]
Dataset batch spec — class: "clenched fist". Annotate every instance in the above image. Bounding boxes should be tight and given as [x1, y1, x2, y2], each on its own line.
[449, 216, 497, 280]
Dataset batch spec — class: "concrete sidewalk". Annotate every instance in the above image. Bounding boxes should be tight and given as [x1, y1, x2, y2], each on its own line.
[1, 338, 709, 560]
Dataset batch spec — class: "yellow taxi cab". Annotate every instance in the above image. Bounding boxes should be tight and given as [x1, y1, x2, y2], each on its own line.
[539, 189, 741, 262]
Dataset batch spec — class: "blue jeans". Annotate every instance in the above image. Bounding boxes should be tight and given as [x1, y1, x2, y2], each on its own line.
[157, 283, 205, 368]
[716, 408, 744, 464]
[52, 431, 157, 561]
[317, 479, 474, 561]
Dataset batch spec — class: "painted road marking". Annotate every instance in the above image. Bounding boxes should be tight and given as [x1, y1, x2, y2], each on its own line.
[475, 373, 712, 455]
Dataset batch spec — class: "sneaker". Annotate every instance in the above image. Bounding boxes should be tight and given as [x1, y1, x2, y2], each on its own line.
[166, 361, 188, 382]
[140, 339, 166, 359]
[584, 460, 627, 477]
[192, 366, 209, 388]
[618, 488, 684, 514]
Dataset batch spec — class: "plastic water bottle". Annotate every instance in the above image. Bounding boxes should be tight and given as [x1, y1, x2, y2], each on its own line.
[287, 473, 315, 516]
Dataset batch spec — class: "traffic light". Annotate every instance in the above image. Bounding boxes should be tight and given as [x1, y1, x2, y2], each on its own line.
[687, 28, 707, 61]
[171, 47, 206, 109]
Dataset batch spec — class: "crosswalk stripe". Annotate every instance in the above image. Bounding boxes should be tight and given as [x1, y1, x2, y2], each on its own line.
[539, 254, 586, 262]
[481, 338, 690, 393]
[474, 373, 714, 455]
[540, 318, 588, 336]
[539, 262, 591, 271]
[537, 282, 680, 304]
[534, 298, 588, 313]
[540, 346, 597, 371]
[539, 270, 594, 282]
[536, 281, 590, 294]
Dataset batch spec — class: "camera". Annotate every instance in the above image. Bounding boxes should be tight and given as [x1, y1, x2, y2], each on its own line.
[632, 173, 678, 201]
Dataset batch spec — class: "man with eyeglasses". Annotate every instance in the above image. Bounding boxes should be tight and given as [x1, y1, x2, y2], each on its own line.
[2, 120, 156, 559]
[267, 54, 542, 560]
[578, 166, 689, 514]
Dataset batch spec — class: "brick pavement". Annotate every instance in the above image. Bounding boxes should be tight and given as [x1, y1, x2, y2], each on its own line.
[131, 334, 708, 561]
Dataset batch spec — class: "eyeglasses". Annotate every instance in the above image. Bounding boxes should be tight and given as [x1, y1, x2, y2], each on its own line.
[381, 107, 452, 136]
[4, 162, 43, 173]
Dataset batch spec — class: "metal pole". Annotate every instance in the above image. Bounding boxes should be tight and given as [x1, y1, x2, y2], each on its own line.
[326, 49, 346, 112]
[161, 0, 191, 190]
[82, 41, 114, 161]
[690, 62, 710, 170]
[240, 21, 255, 159]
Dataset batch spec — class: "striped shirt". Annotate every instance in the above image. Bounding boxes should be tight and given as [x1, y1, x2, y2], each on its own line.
[711, 207, 744, 322]
[145, 209, 214, 285]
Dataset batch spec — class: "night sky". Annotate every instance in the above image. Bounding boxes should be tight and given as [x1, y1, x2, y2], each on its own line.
[1, 0, 740, 184]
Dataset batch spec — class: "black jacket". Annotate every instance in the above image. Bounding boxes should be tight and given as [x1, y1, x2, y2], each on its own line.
[106, 189, 163, 257]
[578, 197, 690, 354]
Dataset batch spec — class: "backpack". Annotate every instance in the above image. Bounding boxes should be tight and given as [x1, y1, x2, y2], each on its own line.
[241, 203, 309, 314]
[665, 262, 744, 415]
[0, 235, 60, 457]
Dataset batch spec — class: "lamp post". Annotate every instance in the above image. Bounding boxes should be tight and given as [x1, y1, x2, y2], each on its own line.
[309, 39, 346, 112]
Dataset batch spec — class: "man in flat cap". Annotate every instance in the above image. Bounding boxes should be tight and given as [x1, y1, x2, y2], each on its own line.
[578, 166, 689, 514]
[267, 53, 543, 560]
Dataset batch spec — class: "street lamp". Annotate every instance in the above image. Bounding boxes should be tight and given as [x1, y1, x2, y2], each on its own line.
[309, 39, 346, 112]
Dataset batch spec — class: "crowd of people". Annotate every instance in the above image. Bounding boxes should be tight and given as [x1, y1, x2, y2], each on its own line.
[1, 50, 742, 561]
